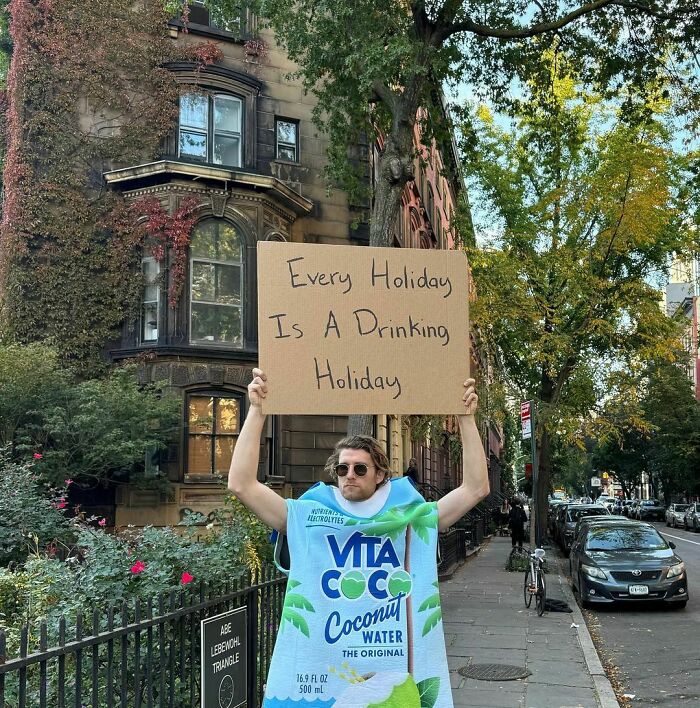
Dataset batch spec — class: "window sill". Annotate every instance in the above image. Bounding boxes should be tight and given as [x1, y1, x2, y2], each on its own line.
[168, 19, 245, 44]
[183, 474, 227, 485]
[110, 344, 259, 362]
[273, 158, 301, 167]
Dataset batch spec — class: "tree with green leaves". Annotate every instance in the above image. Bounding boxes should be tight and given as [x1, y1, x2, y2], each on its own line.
[643, 359, 700, 501]
[204, 0, 700, 434]
[462, 48, 697, 539]
[0, 343, 181, 489]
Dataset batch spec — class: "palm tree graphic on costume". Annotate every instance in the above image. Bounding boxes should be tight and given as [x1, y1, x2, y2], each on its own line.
[346, 502, 442, 708]
[280, 579, 315, 637]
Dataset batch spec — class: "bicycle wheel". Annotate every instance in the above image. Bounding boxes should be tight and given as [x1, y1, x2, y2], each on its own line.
[536, 567, 547, 616]
[523, 567, 533, 608]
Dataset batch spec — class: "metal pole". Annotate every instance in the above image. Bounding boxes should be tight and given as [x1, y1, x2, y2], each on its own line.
[529, 403, 538, 549]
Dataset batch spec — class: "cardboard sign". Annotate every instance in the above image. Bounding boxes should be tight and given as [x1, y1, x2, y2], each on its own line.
[257, 242, 469, 414]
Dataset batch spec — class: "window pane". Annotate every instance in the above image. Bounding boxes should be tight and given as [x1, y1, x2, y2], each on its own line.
[188, 396, 213, 433]
[217, 306, 242, 345]
[213, 135, 240, 166]
[214, 96, 241, 133]
[276, 120, 297, 145]
[192, 262, 216, 302]
[142, 302, 158, 342]
[179, 130, 207, 159]
[216, 398, 239, 434]
[217, 223, 242, 261]
[214, 436, 235, 475]
[216, 265, 241, 305]
[188, 435, 213, 475]
[180, 94, 208, 129]
[191, 303, 218, 342]
[190, 221, 217, 259]
[277, 145, 296, 161]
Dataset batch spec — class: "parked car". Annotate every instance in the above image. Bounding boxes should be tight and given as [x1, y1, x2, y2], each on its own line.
[557, 504, 610, 554]
[621, 499, 635, 517]
[573, 514, 634, 544]
[683, 503, 700, 531]
[634, 499, 666, 522]
[612, 499, 625, 515]
[666, 504, 690, 528]
[570, 521, 688, 608]
[548, 500, 566, 537]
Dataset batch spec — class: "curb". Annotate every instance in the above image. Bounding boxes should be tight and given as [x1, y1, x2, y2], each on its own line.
[555, 558, 620, 708]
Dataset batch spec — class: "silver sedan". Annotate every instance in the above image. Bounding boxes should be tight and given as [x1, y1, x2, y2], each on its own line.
[666, 504, 689, 528]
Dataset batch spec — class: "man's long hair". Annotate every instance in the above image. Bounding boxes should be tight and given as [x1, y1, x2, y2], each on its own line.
[325, 435, 391, 487]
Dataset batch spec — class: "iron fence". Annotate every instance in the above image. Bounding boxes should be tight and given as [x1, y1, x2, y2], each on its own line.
[0, 567, 286, 708]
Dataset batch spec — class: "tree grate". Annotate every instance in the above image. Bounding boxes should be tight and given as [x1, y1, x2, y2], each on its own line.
[458, 663, 531, 681]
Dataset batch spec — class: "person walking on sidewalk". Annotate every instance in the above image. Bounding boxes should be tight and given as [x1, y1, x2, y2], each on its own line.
[508, 498, 527, 549]
[228, 368, 489, 708]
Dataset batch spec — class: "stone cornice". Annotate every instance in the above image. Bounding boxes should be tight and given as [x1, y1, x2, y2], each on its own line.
[104, 160, 313, 216]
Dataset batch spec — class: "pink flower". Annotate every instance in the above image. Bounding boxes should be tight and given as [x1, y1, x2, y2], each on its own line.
[53, 498, 67, 509]
[180, 571, 194, 585]
[33, 453, 43, 459]
[64, 478, 73, 486]
[98, 518, 107, 527]
[130, 560, 146, 575]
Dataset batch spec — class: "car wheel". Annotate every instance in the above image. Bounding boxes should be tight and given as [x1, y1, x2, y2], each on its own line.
[695, 520, 699, 533]
[578, 574, 589, 608]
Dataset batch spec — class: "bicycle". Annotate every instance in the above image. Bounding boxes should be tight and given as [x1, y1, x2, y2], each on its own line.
[523, 547, 546, 616]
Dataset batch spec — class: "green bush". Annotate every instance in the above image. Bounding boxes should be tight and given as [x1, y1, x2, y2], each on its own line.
[0, 450, 75, 566]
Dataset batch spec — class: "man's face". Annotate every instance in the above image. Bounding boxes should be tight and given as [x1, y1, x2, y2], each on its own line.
[336, 448, 386, 502]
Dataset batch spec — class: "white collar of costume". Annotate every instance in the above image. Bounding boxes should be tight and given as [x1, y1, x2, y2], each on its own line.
[331, 480, 391, 518]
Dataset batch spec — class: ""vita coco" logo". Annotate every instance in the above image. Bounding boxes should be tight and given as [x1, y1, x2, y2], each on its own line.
[321, 531, 412, 600]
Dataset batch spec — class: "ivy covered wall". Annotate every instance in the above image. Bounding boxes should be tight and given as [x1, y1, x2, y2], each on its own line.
[0, 0, 219, 374]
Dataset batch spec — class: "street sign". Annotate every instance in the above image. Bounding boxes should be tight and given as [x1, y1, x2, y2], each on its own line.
[520, 401, 532, 440]
[201, 607, 247, 708]
[590, 477, 601, 488]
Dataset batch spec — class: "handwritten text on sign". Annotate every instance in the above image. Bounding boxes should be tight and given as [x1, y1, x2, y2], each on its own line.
[257, 242, 470, 414]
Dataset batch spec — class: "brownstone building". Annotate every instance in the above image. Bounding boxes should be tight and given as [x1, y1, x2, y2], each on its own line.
[20, 6, 501, 525]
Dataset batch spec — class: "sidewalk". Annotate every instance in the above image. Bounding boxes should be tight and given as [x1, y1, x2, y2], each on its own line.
[441, 535, 620, 708]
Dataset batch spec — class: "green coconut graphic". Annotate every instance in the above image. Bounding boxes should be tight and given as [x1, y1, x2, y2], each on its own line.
[387, 569, 412, 598]
[341, 570, 367, 599]
[332, 671, 420, 708]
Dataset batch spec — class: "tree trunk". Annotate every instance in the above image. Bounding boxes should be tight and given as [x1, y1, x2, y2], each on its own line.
[347, 414, 374, 436]
[347, 124, 414, 437]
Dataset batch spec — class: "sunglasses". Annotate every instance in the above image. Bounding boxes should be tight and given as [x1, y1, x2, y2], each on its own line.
[334, 463, 374, 477]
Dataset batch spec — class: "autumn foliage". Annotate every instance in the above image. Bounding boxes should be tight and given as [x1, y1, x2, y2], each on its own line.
[0, 0, 220, 372]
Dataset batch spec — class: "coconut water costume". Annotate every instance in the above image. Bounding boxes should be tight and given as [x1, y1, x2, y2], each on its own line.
[263, 477, 452, 708]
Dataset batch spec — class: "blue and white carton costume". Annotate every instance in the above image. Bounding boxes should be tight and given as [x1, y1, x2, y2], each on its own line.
[263, 477, 453, 708]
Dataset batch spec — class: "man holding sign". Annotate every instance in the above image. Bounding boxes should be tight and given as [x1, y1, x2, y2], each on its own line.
[228, 368, 488, 708]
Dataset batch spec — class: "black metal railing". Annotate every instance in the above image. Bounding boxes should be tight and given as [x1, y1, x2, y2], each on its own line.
[0, 568, 286, 708]
[437, 528, 466, 574]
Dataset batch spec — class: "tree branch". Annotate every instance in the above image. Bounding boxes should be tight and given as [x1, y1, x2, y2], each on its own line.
[435, 0, 666, 43]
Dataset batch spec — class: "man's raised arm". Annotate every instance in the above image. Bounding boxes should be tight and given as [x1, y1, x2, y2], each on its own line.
[437, 379, 490, 532]
[228, 369, 288, 532]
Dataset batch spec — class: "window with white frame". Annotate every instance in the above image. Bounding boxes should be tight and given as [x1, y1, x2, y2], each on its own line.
[186, 392, 241, 477]
[275, 118, 299, 161]
[190, 219, 243, 347]
[141, 257, 160, 342]
[179, 93, 243, 167]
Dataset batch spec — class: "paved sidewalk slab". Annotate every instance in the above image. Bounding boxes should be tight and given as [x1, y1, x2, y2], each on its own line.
[441, 536, 619, 708]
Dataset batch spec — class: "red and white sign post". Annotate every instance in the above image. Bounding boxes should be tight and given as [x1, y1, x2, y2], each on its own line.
[521, 400, 539, 548]
[520, 401, 532, 440]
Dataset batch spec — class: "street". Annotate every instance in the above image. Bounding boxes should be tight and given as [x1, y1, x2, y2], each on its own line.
[568, 521, 700, 706]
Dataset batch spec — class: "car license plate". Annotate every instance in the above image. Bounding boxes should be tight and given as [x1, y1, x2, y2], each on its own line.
[629, 585, 649, 596]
